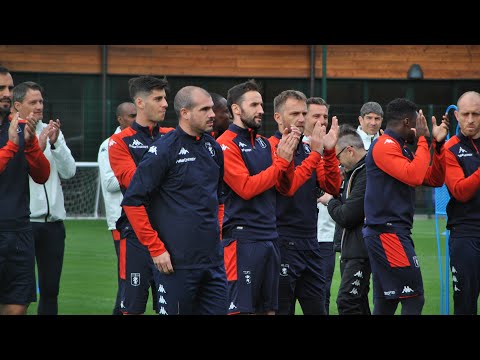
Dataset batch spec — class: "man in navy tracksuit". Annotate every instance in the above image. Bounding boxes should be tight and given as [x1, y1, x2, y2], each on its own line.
[122, 86, 227, 315]
[0, 66, 51, 315]
[217, 80, 300, 315]
[363, 98, 448, 315]
[268, 90, 341, 315]
[109, 75, 173, 314]
[445, 91, 480, 314]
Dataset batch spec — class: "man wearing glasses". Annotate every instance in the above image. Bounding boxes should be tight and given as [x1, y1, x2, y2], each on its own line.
[319, 125, 371, 315]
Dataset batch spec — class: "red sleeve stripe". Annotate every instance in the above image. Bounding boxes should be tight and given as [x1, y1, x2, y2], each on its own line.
[220, 131, 285, 200]
[373, 136, 430, 187]
[318, 148, 342, 196]
[123, 205, 166, 257]
[445, 136, 480, 202]
[0, 140, 18, 173]
[422, 140, 445, 187]
[25, 136, 50, 184]
[109, 129, 138, 188]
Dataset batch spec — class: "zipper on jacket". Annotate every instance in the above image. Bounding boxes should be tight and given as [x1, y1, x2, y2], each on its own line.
[43, 184, 50, 222]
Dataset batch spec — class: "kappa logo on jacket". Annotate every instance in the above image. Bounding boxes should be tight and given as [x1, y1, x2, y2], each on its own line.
[458, 146, 472, 157]
[384, 139, 395, 144]
[129, 139, 148, 149]
[239, 141, 252, 153]
[176, 147, 196, 164]
[108, 139, 116, 147]
[178, 147, 189, 155]
[148, 146, 157, 155]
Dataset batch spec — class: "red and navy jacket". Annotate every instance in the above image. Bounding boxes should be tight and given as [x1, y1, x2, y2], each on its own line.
[0, 116, 50, 230]
[216, 123, 292, 241]
[445, 133, 480, 235]
[109, 121, 174, 238]
[121, 126, 224, 269]
[269, 131, 341, 247]
[364, 128, 444, 232]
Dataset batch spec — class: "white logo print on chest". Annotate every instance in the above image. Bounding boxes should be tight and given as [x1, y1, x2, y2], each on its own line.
[239, 141, 252, 153]
[176, 146, 196, 164]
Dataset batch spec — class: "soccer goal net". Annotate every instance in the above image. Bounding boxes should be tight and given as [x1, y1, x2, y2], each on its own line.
[62, 162, 105, 219]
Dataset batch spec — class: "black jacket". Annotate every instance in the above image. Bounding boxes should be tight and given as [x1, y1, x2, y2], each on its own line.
[327, 155, 368, 259]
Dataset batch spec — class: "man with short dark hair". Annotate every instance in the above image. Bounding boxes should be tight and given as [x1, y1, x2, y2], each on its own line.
[363, 98, 448, 315]
[0, 66, 14, 112]
[217, 79, 300, 315]
[0, 67, 50, 315]
[109, 75, 173, 314]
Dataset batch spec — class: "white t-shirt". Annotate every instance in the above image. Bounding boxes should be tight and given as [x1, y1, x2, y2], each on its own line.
[317, 202, 335, 242]
[356, 126, 380, 150]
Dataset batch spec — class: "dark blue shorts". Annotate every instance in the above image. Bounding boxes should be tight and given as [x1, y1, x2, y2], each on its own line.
[223, 236, 280, 314]
[363, 226, 423, 300]
[0, 230, 36, 305]
[119, 234, 159, 314]
[278, 238, 326, 310]
[156, 265, 227, 315]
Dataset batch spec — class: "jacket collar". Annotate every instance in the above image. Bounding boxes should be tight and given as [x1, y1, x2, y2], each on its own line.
[176, 125, 204, 143]
[384, 128, 405, 147]
[132, 121, 160, 136]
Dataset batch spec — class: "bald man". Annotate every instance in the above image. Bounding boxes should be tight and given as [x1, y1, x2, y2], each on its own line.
[445, 91, 480, 314]
[98, 102, 136, 315]
[121, 86, 227, 314]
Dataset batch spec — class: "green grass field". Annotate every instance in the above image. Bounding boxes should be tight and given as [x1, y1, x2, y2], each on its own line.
[27, 218, 453, 315]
